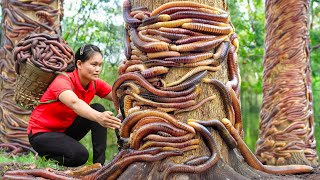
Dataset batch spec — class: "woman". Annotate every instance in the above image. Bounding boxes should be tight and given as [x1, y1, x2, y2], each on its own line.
[27, 44, 121, 167]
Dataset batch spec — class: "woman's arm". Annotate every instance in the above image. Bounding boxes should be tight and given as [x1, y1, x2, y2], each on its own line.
[103, 91, 122, 115]
[103, 91, 113, 101]
[59, 90, 121, 129]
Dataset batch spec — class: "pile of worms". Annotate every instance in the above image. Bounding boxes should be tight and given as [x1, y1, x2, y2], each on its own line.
[0, 0, 61, 156]
[13, 33, 74, 74]
[256, 0, 317, 166]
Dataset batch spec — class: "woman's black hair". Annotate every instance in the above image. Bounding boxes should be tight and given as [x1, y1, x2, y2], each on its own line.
[66, 44, 102, 72]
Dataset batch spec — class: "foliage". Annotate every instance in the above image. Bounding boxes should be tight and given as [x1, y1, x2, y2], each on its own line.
[62, 0, 124, 67]
[61, 0, 123, 164]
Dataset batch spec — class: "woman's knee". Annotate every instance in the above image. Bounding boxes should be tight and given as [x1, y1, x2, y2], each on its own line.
[69, 148, 89, 167]
[90, 103, 105, 112]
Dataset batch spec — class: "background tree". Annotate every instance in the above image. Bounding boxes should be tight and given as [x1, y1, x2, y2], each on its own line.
[0, 0, 63, 154]
[79, 0, 313, 179]
[255, 0, 318, 166]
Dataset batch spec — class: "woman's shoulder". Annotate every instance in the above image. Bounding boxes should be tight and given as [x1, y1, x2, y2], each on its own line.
[94, 78, 109, 85]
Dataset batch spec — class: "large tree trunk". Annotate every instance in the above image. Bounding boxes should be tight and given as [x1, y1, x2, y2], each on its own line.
[116, 1, 246, 179]
[2, 0, 316, 179]
[256, 0, 318, 166]
[0, 0, 63, 154]
[80, 0, 313, 179]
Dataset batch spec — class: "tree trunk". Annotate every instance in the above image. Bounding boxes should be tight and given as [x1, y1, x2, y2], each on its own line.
[2, 0, 316, 179]
[0, 0, 63, 154]
[256, 0, 318, 166]
[80, 0, 313, 179]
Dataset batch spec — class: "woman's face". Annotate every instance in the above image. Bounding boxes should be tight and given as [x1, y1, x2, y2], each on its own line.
[77, 53, 103, 81]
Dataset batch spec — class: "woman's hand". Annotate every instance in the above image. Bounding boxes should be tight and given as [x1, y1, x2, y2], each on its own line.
[97, 111, 121, 129]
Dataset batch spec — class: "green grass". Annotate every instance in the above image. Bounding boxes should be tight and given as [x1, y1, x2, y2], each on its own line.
[0, 150, 64, 170]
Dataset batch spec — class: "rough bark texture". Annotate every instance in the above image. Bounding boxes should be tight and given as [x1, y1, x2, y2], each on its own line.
[103, 0, 269, 179]
[256, 0, 318, 166]
[1, 0, 317, 179]
[0, 0, 63, 154]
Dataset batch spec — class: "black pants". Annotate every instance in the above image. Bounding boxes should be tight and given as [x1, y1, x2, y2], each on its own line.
[28, 103, 107, 167]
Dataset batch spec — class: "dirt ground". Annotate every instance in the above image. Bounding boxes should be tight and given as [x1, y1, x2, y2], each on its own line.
[1, 162, 320, 179]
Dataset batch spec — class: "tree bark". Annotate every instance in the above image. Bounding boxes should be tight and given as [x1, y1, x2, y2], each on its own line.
[2, 0, 316, 179]
[113, 0, 256, 179]
[0, 0, 63, 153]
[256, 0, 318, 166]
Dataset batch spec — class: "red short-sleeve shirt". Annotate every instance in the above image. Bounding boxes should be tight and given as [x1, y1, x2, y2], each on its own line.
[27, 70, 112, 134]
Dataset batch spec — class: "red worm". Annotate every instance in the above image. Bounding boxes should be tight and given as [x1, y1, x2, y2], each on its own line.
[49, 44, 63, 58]
[213, 41, 230, 63]
[125, 90, 196, 109]
[163, 121, 220, 180]
[144, 29, 188, 41]
[189, 119, 237, 149]
[159, 27, 204, 36]
[112, 72, 196, 110]
[226, 85, 243, 137]
[132, 116, 170, 131]
[129, 28, 169, 53]
[170, 11, 229, 23]
[221, 118, 313, 174]
[175, 35, 217, 45]
[2, 8, 37, 28]
[4, 169, 74, 180]
[143, 133, 195, 143]
[2, 174, 36, 180]
[118, 81, 142, 95]
[182, 23, 233, 35]
[141, 14, 171, 26]
[184, 156, 210, 166]
[158, 6, 204, 15]
[118, 60, 142, 75]
[130, 122, 188, 149]
[170, 36, 227, 52]
[36, 10, 55, 25]
[166, 66, 221, 87]
[164, 52, 213, 63]
[202, 78, 235, 124]
[151, 1, 226, 16]
[161, 70, 207, 91]
[138, 18, 193, 31]
[120, 109, 195, 138]
[147, 51, 181, 59]
[124, 29, 131, 59]
[140, 87, 199, 103]
[183, 58, 219, 67]
[141, 66, 169, 78]
[123, 0, 141, 28]
[139, 139, 200, 150]
[143, 59, 180, 67]
[44, 40, 72, 58]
